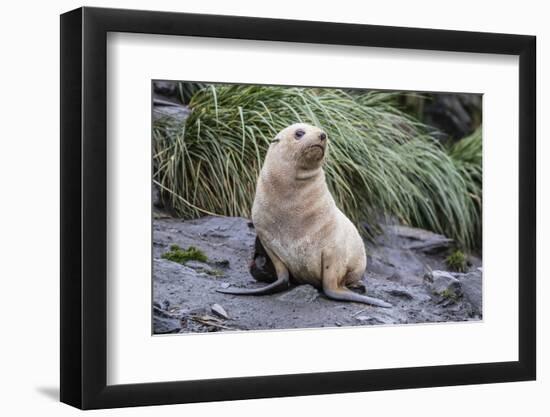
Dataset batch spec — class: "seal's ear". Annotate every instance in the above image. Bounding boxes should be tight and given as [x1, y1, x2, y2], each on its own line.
[270, 136, 281, 145]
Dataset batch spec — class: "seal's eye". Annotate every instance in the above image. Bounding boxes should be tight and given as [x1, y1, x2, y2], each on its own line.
[295, 129, 306, 139]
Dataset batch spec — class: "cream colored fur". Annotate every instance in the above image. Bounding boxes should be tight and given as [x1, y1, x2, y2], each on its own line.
[219, 123, 392, 308]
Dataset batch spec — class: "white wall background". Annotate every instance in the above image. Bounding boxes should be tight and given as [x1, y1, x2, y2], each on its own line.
[0, 0, 546, 415]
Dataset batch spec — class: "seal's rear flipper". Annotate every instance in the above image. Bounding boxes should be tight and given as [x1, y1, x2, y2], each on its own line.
[216, 278, 290, 296]
[323, 287, 392, 308]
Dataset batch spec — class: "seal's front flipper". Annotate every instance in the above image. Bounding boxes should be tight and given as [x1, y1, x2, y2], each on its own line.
[321, 252, 392, 308]
[323, 287, 393, 308]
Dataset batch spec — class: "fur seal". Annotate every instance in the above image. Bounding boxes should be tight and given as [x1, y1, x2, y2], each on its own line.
[218, 123, 392, 308]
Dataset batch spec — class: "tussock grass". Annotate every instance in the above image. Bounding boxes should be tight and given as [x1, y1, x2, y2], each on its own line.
[448, 128, 482, 249]
[153, 84, 482, 249]
[176, 82, 206, 104]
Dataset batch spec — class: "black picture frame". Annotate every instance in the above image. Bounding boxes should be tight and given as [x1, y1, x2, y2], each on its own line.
[60, 6, 536, 410]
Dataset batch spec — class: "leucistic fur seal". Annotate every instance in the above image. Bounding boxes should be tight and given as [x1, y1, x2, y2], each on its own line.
[218, 123, 392, 308]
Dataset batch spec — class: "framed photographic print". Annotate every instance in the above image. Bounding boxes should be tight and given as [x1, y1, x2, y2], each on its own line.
[60, 6, 536, 410]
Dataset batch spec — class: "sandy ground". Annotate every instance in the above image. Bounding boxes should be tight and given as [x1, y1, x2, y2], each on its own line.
[152, 216, 482, 334]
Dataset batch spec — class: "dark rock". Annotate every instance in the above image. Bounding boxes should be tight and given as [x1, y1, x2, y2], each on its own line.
[153, 315, 181, 334]
[355, 316, 386, 325]
[152, 215, 482, 333]
[385, 225, 453, 253]
[367, 253, 396, 276]
[153, 304, 174, 318]
[368, 246, 429, 280]
[424, 270, 463, 301]
[423, 93, 482, 141]
[277, 285, 319, 303]
[387, 288, 414, 300]
[385, 272, 404, 282]
[186, 260, 217, 275]
[454, 271, 482, 316]
[153, 81, 178, 96]
[153, 100, 191, 122]
[211, 303, 229, 319]
[212, 259, 230, 268]
[152, 183, 162, 208]
[152, 80, 189, 123]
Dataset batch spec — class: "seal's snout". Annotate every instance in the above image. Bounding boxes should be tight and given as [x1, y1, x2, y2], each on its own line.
[319, 132, 327, 141]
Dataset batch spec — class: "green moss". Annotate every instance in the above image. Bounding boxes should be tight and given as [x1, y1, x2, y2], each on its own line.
[162, 244, 208, 264]
[445, 250, 468, 273]
[440, 288, 459, 301]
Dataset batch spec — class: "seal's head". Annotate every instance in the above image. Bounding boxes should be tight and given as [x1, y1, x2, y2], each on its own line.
[271, 123, 328, 170]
